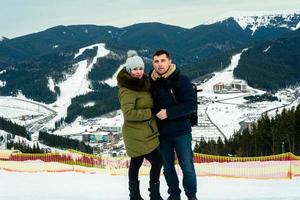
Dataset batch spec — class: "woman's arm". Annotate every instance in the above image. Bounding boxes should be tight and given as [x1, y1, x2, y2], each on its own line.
[119, 88, 152, 122]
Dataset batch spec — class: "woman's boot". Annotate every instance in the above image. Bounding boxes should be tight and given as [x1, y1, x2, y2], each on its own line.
[129, 180, 144, 200]
[149, 181, 164, 200]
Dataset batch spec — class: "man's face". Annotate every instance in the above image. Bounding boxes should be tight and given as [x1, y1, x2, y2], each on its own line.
[153, 54, 171, 75]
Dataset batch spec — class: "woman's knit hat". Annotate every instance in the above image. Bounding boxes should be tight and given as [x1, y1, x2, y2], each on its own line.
[125, 50, 145, 73]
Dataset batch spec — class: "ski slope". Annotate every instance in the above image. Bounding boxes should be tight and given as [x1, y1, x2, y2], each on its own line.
[47, 43, 110, 128]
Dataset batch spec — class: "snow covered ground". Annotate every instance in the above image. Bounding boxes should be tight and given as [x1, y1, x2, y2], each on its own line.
[0, 171, 299, 200]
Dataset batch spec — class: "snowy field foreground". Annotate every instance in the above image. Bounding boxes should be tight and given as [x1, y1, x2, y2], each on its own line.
[0, 171, 299, 200]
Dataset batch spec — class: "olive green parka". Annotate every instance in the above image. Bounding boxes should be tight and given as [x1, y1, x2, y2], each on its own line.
[117, 68, 159, 158]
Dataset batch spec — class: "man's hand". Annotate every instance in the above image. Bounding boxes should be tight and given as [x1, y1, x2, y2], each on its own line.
[156, 109, 167, 120]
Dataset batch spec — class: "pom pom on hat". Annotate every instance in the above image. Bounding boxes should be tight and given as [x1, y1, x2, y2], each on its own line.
[125, 50, 145, 73]
[127, 50, 138, 58]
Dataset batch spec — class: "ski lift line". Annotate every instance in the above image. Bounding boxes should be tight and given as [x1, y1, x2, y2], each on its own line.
[204, 107, 227, 140]
[0, 97, 57, 115]
[0, 105, 49, 115]
[196, 106, 227, 140]
[214, 89, 258, 103]
[215, 94, 252, 104]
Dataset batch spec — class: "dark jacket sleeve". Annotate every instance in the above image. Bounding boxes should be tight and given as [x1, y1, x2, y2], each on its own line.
[166, 76, 197, 120]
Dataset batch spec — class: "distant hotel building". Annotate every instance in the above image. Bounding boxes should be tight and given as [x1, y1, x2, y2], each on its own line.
[213, 80, 248, 93]
[213, 82, 225, 92]
[231, 80, 247, 92]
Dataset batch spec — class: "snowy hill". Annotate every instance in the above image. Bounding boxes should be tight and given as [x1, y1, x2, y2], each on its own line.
[0, 36, 8, 42]
[0, 130, 60, 152]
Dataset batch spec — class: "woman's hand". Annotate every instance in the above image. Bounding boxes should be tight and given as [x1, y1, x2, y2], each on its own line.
[156, 109, 167, 120]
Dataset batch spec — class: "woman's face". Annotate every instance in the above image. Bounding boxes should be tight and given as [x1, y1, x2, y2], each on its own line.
[130, 67, 144, 79]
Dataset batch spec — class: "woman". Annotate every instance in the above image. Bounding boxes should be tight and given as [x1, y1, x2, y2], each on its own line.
[117, 50, 164, 200]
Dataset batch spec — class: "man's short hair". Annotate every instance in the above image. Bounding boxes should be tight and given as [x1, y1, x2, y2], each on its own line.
[153, 49, 171, 59]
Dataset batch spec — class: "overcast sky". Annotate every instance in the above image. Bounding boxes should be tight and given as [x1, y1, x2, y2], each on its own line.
[1, 0, 300, 38]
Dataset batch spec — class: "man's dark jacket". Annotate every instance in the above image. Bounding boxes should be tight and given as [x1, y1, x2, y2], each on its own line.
[150, 68, 197, 139]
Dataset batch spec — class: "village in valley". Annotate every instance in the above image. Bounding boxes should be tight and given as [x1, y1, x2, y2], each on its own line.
[1, 64, 299, 157]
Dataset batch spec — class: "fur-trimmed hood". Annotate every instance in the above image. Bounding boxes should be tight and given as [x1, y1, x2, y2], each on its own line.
[117, 68, 150, 91]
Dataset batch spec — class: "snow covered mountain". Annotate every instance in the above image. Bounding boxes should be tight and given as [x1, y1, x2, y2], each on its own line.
[233, 12, 300, 38]
[0, 36, 8, 42]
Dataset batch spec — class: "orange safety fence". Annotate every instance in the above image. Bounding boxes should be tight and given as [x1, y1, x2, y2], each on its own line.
[0, 150, 299, 179]
[8, 151, 104, 168]
[193, 152, 300, 163]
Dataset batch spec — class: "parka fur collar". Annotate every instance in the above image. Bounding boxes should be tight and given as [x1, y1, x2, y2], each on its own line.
[117, 68, 150, 91]
[151, 64, 176, 81]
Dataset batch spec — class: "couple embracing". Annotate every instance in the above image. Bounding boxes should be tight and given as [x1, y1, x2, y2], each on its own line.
[117, 49, 198, 200]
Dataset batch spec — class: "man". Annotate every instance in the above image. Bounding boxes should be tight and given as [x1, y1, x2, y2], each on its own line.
[149, 49, 198, 200]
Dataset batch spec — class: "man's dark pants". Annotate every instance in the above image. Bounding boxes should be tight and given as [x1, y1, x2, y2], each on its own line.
[159, 134, 197, 198]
